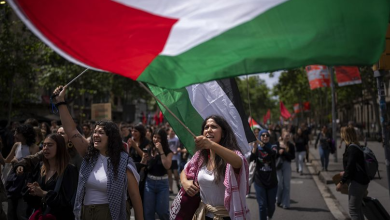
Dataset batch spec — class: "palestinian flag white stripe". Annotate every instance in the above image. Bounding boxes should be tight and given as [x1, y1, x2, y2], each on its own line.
[186, 80, 251, 154]
[115, 0, 288, 56]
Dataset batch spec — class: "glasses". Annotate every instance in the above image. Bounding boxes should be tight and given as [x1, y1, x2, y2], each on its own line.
[261, 134, 270, 137]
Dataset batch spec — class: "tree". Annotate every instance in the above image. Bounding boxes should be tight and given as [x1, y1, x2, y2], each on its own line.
[235, 76, 276, 124]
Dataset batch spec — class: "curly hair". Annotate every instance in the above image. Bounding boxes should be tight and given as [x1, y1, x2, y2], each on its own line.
[200, 115, 242, 183]
[16, 124, 36, 146]
[84, 121, 123, 179]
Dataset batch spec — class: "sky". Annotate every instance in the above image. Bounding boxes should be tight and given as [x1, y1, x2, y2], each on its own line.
[256, 71, 282, 89]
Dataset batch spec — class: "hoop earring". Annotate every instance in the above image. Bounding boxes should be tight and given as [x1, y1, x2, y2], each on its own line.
[67, 142, 74, 148]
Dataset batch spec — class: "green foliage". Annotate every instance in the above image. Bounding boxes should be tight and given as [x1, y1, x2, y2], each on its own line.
[236, 76, 276, 123]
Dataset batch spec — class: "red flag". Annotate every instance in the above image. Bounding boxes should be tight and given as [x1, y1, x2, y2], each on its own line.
[334, 66, 362, 86]
[293, 103, 301, 113]
[305, 65, 330, 90]
[303, 102, 310, 112]
[141, 112, 147, 125]
[263, 109, 271, 124]
[154, 111, 159, 125]
[280, 101, 291, 119]
[158, 111, 164, 124]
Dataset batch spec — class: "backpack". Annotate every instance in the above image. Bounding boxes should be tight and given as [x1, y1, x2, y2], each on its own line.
[350, 144, 378, 180]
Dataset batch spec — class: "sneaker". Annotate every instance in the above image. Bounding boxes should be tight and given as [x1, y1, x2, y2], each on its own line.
[283, 206, 289, 209]
[267, 217, 272, 220]
[276, 203, 282, 207]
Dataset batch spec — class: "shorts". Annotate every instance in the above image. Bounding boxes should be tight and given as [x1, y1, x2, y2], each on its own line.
[170, 160, 178, 170]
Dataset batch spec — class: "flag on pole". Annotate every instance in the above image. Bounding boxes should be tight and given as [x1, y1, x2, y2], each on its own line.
[305, 65, 331, 90]
[148, 78, 256, 155]
[334, 66, 362, 86]
[263, 109, 271, 124]
[303, 102, 311, 112]
[280, 101, 291, 119]
[8, 0, 390, 89]
[293, 103, 301, 113]
[248, 117, 261, 131]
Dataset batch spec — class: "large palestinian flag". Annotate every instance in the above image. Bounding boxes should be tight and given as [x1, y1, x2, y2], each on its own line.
[8, 0, 390, 89]
[148, 78, 256, 155]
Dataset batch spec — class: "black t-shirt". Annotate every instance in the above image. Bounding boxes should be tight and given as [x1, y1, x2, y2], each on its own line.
[250, 144, 278, 189]
[146, 147, 172, 176]
[130, 139, 150, 163]
[294, 135, 308, 152]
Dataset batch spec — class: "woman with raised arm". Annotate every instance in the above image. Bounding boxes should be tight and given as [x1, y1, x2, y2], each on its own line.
[178, 115, 250, 220]
[52, 85, 143, 220]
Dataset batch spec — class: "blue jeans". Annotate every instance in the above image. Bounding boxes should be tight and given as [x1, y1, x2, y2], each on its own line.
[254, 183, 277, 220]
[319, 147, 330, 170]
[276, 161, 291, 208]
[143, 177, 169, 220]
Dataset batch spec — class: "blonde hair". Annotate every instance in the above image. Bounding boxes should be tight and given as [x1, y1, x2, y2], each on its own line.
[340, 126, 360, 146]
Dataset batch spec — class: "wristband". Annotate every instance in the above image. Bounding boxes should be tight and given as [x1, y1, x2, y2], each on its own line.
[55, 101, 67, 108]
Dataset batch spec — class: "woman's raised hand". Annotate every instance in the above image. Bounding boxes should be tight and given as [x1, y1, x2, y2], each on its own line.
[53, 85, 67, 103]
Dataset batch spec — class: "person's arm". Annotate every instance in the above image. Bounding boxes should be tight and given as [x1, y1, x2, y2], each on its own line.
[340, 147, 359, 184]
[195, 136, 242, 169]
[53, 86, 88, 157]
[5, 142, 18, 163]
[127, 169, 144, 220]
[127, 138, 144, 157]
[15, 151, 44, 174]
[0, 152, 5, 166]
[180, 170, 199, 197]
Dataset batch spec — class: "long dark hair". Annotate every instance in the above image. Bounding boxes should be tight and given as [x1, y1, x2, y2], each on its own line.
[134, 124, 146, 143]
[151, 128, 169, 152]
[85, 121, 123, 178]
[200, 115, 241, 183]
[16, 124, 36, 147]
[41, 134, 70, 178]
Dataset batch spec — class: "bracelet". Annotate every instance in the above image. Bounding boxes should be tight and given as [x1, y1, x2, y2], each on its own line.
[159, 152, 164, 155]
[55, 101, 67, 108]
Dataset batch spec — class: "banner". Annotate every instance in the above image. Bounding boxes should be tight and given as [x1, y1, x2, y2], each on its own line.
[305, 65, 330, 90]
[334, 66, 362, 86]
[91, 103, 112, 120]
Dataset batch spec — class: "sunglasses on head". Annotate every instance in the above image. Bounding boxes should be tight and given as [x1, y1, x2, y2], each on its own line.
[261, 134, 270, 137]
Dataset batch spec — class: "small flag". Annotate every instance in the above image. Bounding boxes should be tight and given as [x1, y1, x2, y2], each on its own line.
[303, 102, 310, 112]
[305, 65, 330, 90]
[249, 116, 261, 131]
[280, 101, 291, 119]
[293, 103, 301, 114]
[334, 66, 362, 86]
[263, 109, 271, 124]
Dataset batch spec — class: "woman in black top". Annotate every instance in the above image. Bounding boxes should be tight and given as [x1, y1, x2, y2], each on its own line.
[249, 130, 278, 220]
[128, 124, 150, 163]
[337, 127, 369, 220]
[140, 128, 172, 220]
[294, 128, 308, 175]
[24, 133, 78, 220]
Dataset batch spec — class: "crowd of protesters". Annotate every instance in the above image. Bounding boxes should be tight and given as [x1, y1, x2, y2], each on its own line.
[0, 85, 367, 220]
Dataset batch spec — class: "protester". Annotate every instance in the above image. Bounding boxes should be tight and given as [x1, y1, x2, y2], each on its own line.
[52, 85, 143, 220]
[247, 127, 260, 197]
[180, 115, 250, 220]
[5, 124, 40, 220]
[33, 126, 44, 150]
[82, 123, 92, 140]
[145, 126, 154, 142]
[40, 122, 51, 138]
[140, 128, 173, 220]
[24, 118, 39, 127]
[337, 126, 370, 220]
[275, 131, 295, 209]
[120, 123, 132, 143]
[23, 133, 78, 220]
[250, 129, 277, 220]
[128, 124, 150, 163]
[2, 121, 19, 158]
[315, 125, 332, 171]
[50, 120, 59, 134]
[167, 127, 181, 193]
[294, 128, 308, 175]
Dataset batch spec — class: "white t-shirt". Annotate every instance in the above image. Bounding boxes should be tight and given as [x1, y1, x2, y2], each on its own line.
[84, 154, 109, 205]
[198, 166, 225, 218]
[168, 136, 181, 161]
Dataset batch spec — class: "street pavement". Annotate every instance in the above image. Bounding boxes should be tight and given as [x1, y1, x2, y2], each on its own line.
[309, 139, 390, 220]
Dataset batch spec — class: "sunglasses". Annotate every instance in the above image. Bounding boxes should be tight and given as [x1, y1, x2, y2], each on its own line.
[261, 134, 270, 137]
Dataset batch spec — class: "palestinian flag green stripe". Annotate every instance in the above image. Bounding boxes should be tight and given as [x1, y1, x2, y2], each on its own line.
[139, 0, 389, 88]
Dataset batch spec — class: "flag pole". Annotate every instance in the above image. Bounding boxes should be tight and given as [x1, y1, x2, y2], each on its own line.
[138, 82, 197, 138]
[328, 66, 338, 162]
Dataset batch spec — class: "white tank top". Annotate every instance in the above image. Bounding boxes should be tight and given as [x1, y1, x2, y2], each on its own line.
[198, 166, 225, 217]
[84, 154, 109, 205]
[15, 143, 30, 160]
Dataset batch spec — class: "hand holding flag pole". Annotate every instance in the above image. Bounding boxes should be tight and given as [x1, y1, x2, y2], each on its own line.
[138, 82, 197, 139]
